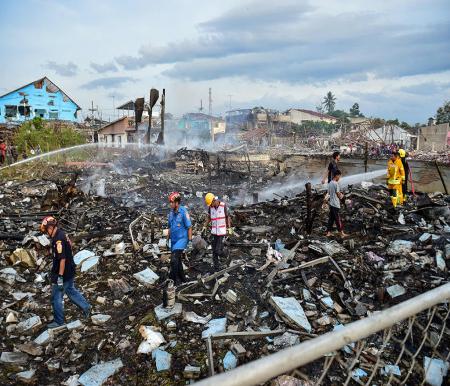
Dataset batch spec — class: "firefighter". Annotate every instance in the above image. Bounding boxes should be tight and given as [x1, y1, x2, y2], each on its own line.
[203, 193, 232, 270]
[40, 216, 91, 328]
[398, 148, 410, 199]
[387, 152, 404, 208]
[167, 192, 192, 285]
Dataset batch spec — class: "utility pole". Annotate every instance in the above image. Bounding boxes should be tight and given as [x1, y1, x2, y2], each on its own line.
[88, 101, 98, 120]
[157, 89, 165, 145]
[88, 102, 99, 143]
[227, 94, 233, 112]
[208, 88, 212, 116]
[111, 95, 115, 120]
[199, 99, 203, 112]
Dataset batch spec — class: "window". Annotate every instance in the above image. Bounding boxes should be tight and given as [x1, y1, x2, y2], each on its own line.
[35, 109, 46, 118]
[18, 105, 31, 116]
[49, 111, 59, 119]
[5, 105, 17, 118]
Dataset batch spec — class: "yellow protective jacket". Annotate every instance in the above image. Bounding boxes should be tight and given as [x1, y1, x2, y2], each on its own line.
[387, 159, 402, 185]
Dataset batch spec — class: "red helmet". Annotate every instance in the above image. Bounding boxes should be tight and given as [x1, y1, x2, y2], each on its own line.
[168, 192, 181, 203]
[40, 216, 57, 233]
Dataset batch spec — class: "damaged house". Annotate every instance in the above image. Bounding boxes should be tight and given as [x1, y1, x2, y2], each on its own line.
[0, 77, 81, 124]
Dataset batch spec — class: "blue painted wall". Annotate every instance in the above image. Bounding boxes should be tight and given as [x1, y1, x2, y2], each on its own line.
[0, 77, 80, 123]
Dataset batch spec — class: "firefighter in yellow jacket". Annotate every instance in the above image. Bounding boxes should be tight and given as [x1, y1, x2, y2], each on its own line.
[387, 151, 405, 207]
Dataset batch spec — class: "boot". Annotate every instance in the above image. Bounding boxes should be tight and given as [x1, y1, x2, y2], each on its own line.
[169, 254, 179, 283]
[177, 254, 186, 283]
[213, 254, 220, 271]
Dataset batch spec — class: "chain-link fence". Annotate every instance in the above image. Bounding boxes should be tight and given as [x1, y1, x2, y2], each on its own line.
[196, 282, 450, 386]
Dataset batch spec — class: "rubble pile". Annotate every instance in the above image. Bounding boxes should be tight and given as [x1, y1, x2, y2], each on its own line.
[0, 150, 449, 385]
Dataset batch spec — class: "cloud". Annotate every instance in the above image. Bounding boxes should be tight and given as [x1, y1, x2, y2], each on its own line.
[114, 1, 450, 84]
[46, 61, 78, 76]
[90, 61, 118, 73]
[80, 76, 137, 90]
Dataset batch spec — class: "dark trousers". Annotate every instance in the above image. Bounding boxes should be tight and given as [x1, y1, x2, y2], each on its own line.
[327, 206, 343, 232]
[169, 249, 186, 285]
[402, 181, 408, 195]
[211, 235, 225, 269]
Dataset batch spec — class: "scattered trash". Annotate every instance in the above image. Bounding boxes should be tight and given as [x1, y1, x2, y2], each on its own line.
[386, 240, 414, 256]
[154, 303, 182, 321]
[73, 249, 96, 265]
[423, 357, 449, 386]
[223, 351, 238, 371]
[202, 317, 227, 338]
[183, 311, 212, 325]
[91, 314, 111, 326]
[81, 256, 99, 272]
[135, 326, 165, 355]
[133, 267, 159, 286]
[270, 296, 312, 332]
[78, 358, 123, 386]
[0, 351, 29, 365]
[381, 365, 401, 376]
[386, 284, 407, 298]
[152, 349, 171, 371]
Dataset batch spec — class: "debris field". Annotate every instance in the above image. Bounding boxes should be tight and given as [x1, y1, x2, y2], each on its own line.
[0, 146, 449, 385]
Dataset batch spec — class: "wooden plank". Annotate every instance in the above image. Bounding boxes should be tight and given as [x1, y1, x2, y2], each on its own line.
[208, 329, 285, 341]
[278, 256, 330, 274]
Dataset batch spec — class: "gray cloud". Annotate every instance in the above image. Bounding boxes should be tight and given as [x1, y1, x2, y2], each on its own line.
[115, 1, 450, 83]
[398, 81, 450, 96]
[46, 61, 78, 77]
[80, 76, 137, 90]
[90, 61, 118, 73]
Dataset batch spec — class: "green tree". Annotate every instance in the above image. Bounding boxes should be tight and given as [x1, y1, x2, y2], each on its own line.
[349, 103, 360, 117]
[322, 91, 336, 113]
[399, 121, 411, 130]
[386, 118, 400, 126]
[14, 117, 85, 154]
[329, 109, 350, 122]
[436, 100, 450, 124]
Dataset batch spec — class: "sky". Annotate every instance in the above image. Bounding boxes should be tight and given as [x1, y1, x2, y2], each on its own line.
[0, 0, 449, 124]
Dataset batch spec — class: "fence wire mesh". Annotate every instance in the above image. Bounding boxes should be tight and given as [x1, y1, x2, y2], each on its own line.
[197, 284, 450, 386]
[288, 303, 450, 386]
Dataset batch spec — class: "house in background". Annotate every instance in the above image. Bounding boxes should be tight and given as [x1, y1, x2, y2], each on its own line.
[97, 116, 136, 145]
[0, 77, 80, 124]
[283, 109, 338, 125]
[97, 114, 161, 145]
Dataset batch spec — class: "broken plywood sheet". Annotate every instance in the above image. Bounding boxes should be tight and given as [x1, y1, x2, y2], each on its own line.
[270, 296, 311, 333]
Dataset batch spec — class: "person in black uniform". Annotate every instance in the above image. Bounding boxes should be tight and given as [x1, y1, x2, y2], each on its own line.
[40, 216, 91, 328]
[322, 151, 341, 184]
[398, 149, 410, 198]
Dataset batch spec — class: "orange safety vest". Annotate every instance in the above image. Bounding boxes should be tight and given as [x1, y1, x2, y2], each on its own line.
[210, 202, 227, 236]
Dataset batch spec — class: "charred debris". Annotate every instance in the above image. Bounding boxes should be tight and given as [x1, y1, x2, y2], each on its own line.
[0, 146, 449, 385]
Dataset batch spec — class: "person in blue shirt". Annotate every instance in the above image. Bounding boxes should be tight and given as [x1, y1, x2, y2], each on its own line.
[168, 192, 192, 285]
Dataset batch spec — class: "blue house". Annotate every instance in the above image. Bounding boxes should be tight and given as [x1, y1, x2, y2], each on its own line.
[0, 77, 81, 124]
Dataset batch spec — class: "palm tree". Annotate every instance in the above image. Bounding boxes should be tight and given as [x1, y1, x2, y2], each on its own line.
[322, 91, 336, 113]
